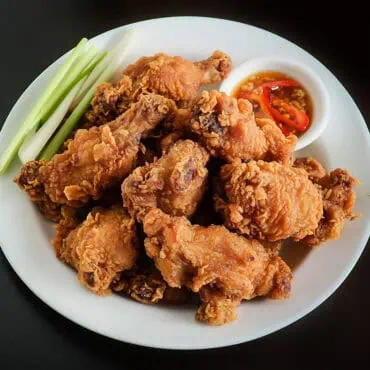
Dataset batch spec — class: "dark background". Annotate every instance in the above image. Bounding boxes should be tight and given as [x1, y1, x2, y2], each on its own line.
[1, 1, 369, 369]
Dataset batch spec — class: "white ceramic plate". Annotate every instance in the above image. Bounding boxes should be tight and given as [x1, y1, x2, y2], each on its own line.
[0, 17, 369, 350]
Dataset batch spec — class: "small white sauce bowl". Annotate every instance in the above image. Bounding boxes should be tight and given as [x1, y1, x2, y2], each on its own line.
[219, 57, 330, 151]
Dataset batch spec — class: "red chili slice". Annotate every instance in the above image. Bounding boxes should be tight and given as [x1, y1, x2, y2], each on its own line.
[262, 86, 309, 132]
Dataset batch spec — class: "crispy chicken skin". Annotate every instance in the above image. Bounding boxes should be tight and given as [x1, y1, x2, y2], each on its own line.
[14, 160, 62, 222]
[53, 205, 138, 295]
[159, 131, 184, 154]
[81, 51, 231, 128]
[123, 51, 232, 103]
[302, 168, 358, 246]
[294, 157, 358, 246]
[83, 75, 133, 128]
[14, 160, 47, 201]
[214, 160, 323, 241]
[118, 266, 190, 305]
[143, 209, 292, 325]
[38, 94, 172, 206]
[122, 139, 209, 221]
[186, 90, 296, 164]
[294, 157, 327, 183]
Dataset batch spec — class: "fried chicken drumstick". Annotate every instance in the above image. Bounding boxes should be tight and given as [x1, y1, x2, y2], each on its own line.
[214, 160, 323, 241]
[143, 208, 292, 325]
[124, 51, 232, 103]
[53, 205, 138, 295]
[122, 139, 209, 221]
[15, 94, 173, 208]
[185, 90, 296, 164]
[83, 51, 232, 127]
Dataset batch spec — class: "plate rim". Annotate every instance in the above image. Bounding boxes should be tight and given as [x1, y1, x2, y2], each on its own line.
[0, 16, 369, 350]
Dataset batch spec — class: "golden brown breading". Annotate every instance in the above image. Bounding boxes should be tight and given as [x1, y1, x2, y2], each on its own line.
[118, 267, 190, 305]
[186, 90, 296, 164]
[14, 160, 47, 201]
[80, 50, 224, 129]
[123, 51, 232, 103]
[294, 156, 327, 183]
[143, 209, 292, 325]
[121, 269, 167, 304]
[214, 160, 323, 241]
[294, 157, 358, 246]
[302, 168, 358, 246]
[159, 131, 184, 154]
[52, 206, 81, 245]
[38, 94, 172, 206]
[35, 199, 63, 222]
[82, 75, 133, 128]
[14, 160, 63, 222]
[53, 205, 138, 295]
[194, 50, 232, 84]
[122, 140, 209, 221]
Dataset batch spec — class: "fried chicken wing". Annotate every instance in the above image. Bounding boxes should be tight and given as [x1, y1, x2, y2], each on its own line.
[53, 205, 138, 295]
[124, 51, 232, 103]
[143, 209, 292, 325]
[122, 139, 209, 221]
[81, 51, 231, 128]
[186, 90, 296, 164]
[37, 94, 172, 206]
[214, 160, 323, 241]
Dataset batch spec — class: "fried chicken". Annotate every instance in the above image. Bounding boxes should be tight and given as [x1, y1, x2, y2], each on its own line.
[186, 90, 296, 164]
[293, 157, 358, 246]
[80, 51, 231, 129]
[214, 160, 323, 241]
[118, 266, 190, 305]
[37, 94, 172, 206]
[53, 205, 138, 295]
[82, 75, 133, 128]
[14, 160, 62, 222]
[124, 51, 232, 104]
[294, 156, 327, 183]
[159, 131, 184, 154]
[143, 208, 292, 325]
[302, 168, 358, 246]
[122, 139, 209, 221]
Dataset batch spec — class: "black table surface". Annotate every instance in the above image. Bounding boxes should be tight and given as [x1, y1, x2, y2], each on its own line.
[1, 1, 369, 369]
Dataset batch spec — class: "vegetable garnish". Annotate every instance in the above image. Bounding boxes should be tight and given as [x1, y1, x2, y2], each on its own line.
[0, 28, 135, 174]
[262, 86, 309, 132]
[0, 38, 88, 174]
[40, 29, 136, 161]
[18, 78, 86, 164]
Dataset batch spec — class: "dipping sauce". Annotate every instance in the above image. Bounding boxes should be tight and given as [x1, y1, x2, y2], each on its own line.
[233, 71, 313, 136]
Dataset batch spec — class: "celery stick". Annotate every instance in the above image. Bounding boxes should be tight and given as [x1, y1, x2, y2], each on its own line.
[35, 45, 99, 128]
[18, 78, 86, 163]
[0, 38, 88, 174]
[72, 28, 136, 109]
[40, 30, 136, 160]
[62, 45, 98, 88]
[72, 52, 111, 107]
